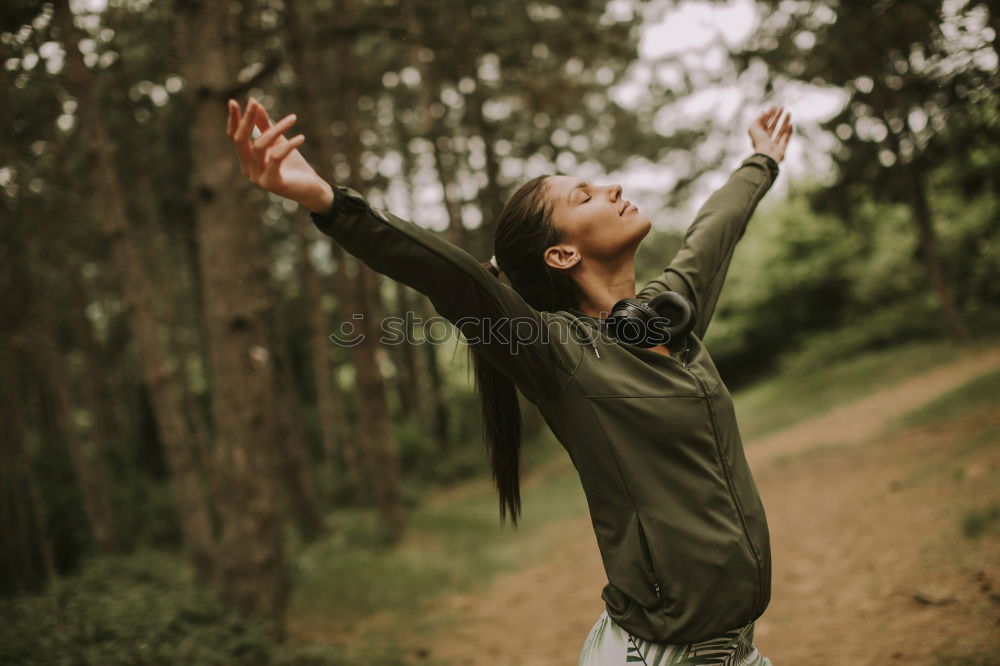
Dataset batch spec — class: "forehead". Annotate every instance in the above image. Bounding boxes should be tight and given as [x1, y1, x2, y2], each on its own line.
[546, 174, 587, 200]
[547, 174, 584, 191]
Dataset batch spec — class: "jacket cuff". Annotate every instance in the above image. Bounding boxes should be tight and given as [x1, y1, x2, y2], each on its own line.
[310, 184, 389, 232]
[741, 152, 780, 178]
[316, 184, 367, 217]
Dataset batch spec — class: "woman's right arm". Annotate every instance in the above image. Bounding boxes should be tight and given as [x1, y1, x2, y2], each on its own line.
[226, 98, 582, 404]
[310, 183, 584, 403]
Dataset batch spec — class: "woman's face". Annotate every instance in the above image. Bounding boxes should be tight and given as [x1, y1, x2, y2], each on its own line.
[543, 175, 652, 268]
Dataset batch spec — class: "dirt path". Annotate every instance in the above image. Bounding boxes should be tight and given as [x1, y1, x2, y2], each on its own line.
[403, 344, 1000, 665]
[746, 344, 1000, 467]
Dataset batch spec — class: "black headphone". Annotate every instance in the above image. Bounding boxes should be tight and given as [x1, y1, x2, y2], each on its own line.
[603, 290, 697, 351]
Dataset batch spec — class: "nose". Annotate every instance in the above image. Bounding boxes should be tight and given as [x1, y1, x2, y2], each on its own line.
[609, 184, 622, 201]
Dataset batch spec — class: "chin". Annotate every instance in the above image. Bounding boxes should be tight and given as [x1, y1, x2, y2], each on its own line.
[620, 217, 652, 251]
[633, 215, 653, 237]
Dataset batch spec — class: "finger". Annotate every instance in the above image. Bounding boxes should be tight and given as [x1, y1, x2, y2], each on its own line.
[233, 98, 256, 143]
[771, 109, 789, 138]
[775, 118, 791, 147]
[256, 112, 295, 146]
[226, 99, 239, 138]
[233, 100, 259, 166]
[777, 112, 792, 140]
[232, 100, 260, 173]
[251, 99, 273, 131]
[263, 134, 306, 181]
[757, 107, 776, 129]
[765, 107, 782, 134]
[779, 121, 793, 148]
[268, 134, 305, 166]
[253, 114, 297, 157]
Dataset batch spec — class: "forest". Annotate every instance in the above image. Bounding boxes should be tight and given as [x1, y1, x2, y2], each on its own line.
[1, 0, 998, 663]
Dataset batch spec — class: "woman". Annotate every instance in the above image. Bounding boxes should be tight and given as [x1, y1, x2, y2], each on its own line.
[227, 98, 792, 665]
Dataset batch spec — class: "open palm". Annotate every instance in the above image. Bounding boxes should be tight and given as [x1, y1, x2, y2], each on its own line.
[748, 106, 793, 163]
[226, 97, 329, 208]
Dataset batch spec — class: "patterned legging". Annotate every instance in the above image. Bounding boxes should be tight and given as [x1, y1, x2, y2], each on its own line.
[577, 611, 773, 666]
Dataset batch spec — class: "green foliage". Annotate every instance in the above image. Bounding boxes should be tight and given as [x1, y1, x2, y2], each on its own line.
[933, 638, 1000, 666]
[0, 551, 273, 665]
[394, 414, 484, 491]
[709, 156, 1000, 389]
[897, 369, 1000, 430]
[961, 503, 1000, 539]
[708, 185, 859, 380]
[290, 462, 587, 629]
[923, 152, 1000, 318]
[110, 476, 183, 551]
[733, 337, 970, 443]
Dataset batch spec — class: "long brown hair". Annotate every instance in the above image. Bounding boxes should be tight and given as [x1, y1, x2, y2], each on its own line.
[473, 175, 583, 528]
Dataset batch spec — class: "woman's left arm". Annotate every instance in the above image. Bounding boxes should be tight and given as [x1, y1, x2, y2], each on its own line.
[637, 107, 792, 340]
[636, 153, 779, 339]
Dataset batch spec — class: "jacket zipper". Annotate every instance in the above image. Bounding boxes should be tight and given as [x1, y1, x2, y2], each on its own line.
[686, 365, 764, 622]
[635, 515, 662, 602]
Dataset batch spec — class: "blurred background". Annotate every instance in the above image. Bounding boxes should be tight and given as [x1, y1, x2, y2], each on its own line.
[1, 0, 998, 663]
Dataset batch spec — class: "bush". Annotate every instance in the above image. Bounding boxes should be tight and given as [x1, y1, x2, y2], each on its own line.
[0, 551, 273, 665]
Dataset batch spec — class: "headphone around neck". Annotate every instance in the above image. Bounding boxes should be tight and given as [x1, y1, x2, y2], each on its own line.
[604, 290, 697, 351]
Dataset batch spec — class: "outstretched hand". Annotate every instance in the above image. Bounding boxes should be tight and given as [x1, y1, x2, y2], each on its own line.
[748, 106, 793, 164]
[226, 97, 334, 214]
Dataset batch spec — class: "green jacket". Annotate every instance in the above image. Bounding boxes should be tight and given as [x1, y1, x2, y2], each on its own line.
[310, 152, 780, 643]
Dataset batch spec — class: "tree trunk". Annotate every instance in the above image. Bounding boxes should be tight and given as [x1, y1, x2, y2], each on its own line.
[879, 114, 970, 343]
[69, 272, 120, 466]
[55, 0, 219, 574]
[285, 0, 366, 495]
[390, 126, 432, 424]
[133, 172, 218, 500]
[1, 353, 57, 587]
[272, 309, 324, 541]
[36, 322, 118, 555]
[167, 317, 219, 508]
[403, 0, 467, 247]
[173, 0, 287, 632]
[389, 281, 425, 420]
[415, 297, 452, 451]
[457, 2, 503, 258]
[392, 48, 453, 452]
[350, 259, 406, 535]
[296, 212, 356, 485]
[434, 139, 468, 248]
[328, 0, 406, 536]
[899, 157, 970, 342]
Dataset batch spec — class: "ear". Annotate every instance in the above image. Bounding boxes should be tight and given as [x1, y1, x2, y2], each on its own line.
[543, 244, 580, 271]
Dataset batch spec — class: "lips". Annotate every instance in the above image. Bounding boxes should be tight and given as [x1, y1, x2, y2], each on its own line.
[620, 200, 635, 216]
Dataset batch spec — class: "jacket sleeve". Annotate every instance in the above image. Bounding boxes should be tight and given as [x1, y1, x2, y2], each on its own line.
[309, 185, 582, 404]
[636, 152, 779, 340]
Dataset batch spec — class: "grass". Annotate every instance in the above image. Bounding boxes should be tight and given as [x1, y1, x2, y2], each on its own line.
[285, 430, 586, 662]
[894, 368, 1000, 431]
[933, 640, 1000, 666]
[883, 363, 1000, 491]
[962, 502, 1000, 539]
[733, 336, 997, 443]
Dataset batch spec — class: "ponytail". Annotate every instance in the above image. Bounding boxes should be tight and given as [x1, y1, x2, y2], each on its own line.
[473, 258, 523, 526]
[468, 176, 583, 528]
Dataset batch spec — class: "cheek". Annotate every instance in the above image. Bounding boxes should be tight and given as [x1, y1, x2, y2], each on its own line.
[560, 208, 646, 255]
[577, 220, 645, 258]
